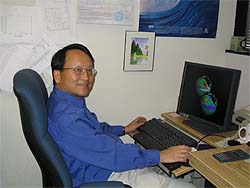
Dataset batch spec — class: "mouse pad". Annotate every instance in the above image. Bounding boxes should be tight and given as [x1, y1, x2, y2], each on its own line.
[197, 144, 215, 150]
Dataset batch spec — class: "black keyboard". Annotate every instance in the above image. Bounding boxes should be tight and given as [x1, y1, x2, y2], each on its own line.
[133, 118, 197, 171]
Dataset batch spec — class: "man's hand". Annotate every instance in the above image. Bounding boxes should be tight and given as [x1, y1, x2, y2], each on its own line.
[124, 116, 147, 134]
[160, 145, 192, 163]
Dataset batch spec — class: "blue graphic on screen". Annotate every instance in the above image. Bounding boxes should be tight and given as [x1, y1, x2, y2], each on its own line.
[139, 0, 219, 38]
[201, 93, 218, 115]
[195, 76, 218, 115]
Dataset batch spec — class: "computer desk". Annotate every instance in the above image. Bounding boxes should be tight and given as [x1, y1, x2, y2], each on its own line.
[131, 112, 236, 177]
[161, 112, 250, 188]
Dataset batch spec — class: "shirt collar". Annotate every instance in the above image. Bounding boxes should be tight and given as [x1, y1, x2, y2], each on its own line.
[53, 88, 86, 108]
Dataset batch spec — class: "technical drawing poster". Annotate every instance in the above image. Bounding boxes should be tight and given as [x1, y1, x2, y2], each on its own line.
[139, 0, 220, 38]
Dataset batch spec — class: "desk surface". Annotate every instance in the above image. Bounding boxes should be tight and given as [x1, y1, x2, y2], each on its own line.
[132, 112, 237, 177]
[161, 112, 250, 188]
[189, 145, 250, 188]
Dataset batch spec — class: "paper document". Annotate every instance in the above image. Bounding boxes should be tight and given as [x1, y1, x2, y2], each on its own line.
[77, 0, 137, 26]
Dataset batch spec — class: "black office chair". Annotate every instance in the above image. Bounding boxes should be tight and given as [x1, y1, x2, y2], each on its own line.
[13, 69, 130, 188]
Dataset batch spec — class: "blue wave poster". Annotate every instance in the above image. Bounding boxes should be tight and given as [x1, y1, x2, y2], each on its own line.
[139, 0, 220, 38]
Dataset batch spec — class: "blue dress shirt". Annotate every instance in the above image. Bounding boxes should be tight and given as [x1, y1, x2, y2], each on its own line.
[48, 88, 160, 187]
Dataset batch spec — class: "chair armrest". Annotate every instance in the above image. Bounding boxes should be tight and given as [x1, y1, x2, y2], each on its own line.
[79, 181, 132, 188]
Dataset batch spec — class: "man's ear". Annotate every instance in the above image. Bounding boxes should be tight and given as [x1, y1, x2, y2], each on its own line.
[53, 70, 61, 84]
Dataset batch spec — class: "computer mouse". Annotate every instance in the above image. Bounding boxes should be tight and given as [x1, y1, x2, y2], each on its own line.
[181, 148, 197, 167]
[182, 160, 191, 167]
[181, 148, 198, 167]
[191, 147, 197, 152]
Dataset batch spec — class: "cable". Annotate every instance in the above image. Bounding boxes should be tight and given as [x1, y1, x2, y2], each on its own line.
[196, 134, 226, 149]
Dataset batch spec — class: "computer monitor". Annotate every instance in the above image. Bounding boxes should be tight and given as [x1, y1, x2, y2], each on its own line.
[177, 61, 241, 135]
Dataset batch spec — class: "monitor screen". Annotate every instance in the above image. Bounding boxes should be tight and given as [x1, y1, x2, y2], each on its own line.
[177, 61, 241, 134]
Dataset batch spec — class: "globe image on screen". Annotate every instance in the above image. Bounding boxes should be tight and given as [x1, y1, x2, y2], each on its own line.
[195, 75, 212, 96]
[200, 93, 218, 115]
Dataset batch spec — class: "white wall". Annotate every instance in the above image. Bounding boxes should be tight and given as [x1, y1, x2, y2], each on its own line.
[225, 53, 250, 110]
[0, 92, 41, 187]
[0, 0, 238, 187]
[83, 0, 237, 124]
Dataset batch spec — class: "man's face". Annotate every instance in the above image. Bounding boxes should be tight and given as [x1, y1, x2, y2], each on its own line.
[53, 49, 95, 98]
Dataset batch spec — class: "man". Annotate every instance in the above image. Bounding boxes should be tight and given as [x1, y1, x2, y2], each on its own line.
[48, 43, 195, 188]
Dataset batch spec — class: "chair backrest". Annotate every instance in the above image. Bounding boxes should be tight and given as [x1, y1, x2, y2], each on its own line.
[13, 69, 72, 188]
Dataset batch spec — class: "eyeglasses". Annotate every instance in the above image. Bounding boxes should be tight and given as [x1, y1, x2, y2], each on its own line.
[61, 67, 97, 76]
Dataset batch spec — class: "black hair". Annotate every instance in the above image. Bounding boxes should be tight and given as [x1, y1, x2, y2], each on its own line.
[51, 43, 95, 86]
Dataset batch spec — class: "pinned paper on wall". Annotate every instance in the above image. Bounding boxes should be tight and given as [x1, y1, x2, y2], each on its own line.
[76, 0, 138, 26]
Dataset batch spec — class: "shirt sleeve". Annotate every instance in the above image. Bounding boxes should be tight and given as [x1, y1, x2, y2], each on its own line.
[100, 122, 124, 136]
[89, 110, 124, 136]
[56, 112, 160, 172]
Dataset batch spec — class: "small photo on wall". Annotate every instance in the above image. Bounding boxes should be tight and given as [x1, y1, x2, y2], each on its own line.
[123, 31, 155, 71]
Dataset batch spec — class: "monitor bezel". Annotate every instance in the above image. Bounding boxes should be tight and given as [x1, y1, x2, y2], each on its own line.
[176, 61, 241, 132]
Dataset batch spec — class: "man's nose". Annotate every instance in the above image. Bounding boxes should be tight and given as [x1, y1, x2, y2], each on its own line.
[79, 71, 89, 80]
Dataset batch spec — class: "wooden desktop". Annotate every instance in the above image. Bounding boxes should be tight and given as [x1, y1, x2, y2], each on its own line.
[161, 112, 250, 188]
[189, 145, 250, 188]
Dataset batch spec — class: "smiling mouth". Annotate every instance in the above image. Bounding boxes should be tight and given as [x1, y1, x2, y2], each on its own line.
[78, 83, 88, 88]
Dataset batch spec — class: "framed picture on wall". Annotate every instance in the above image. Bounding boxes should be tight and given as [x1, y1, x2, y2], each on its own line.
[123, 31, 155, 71]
